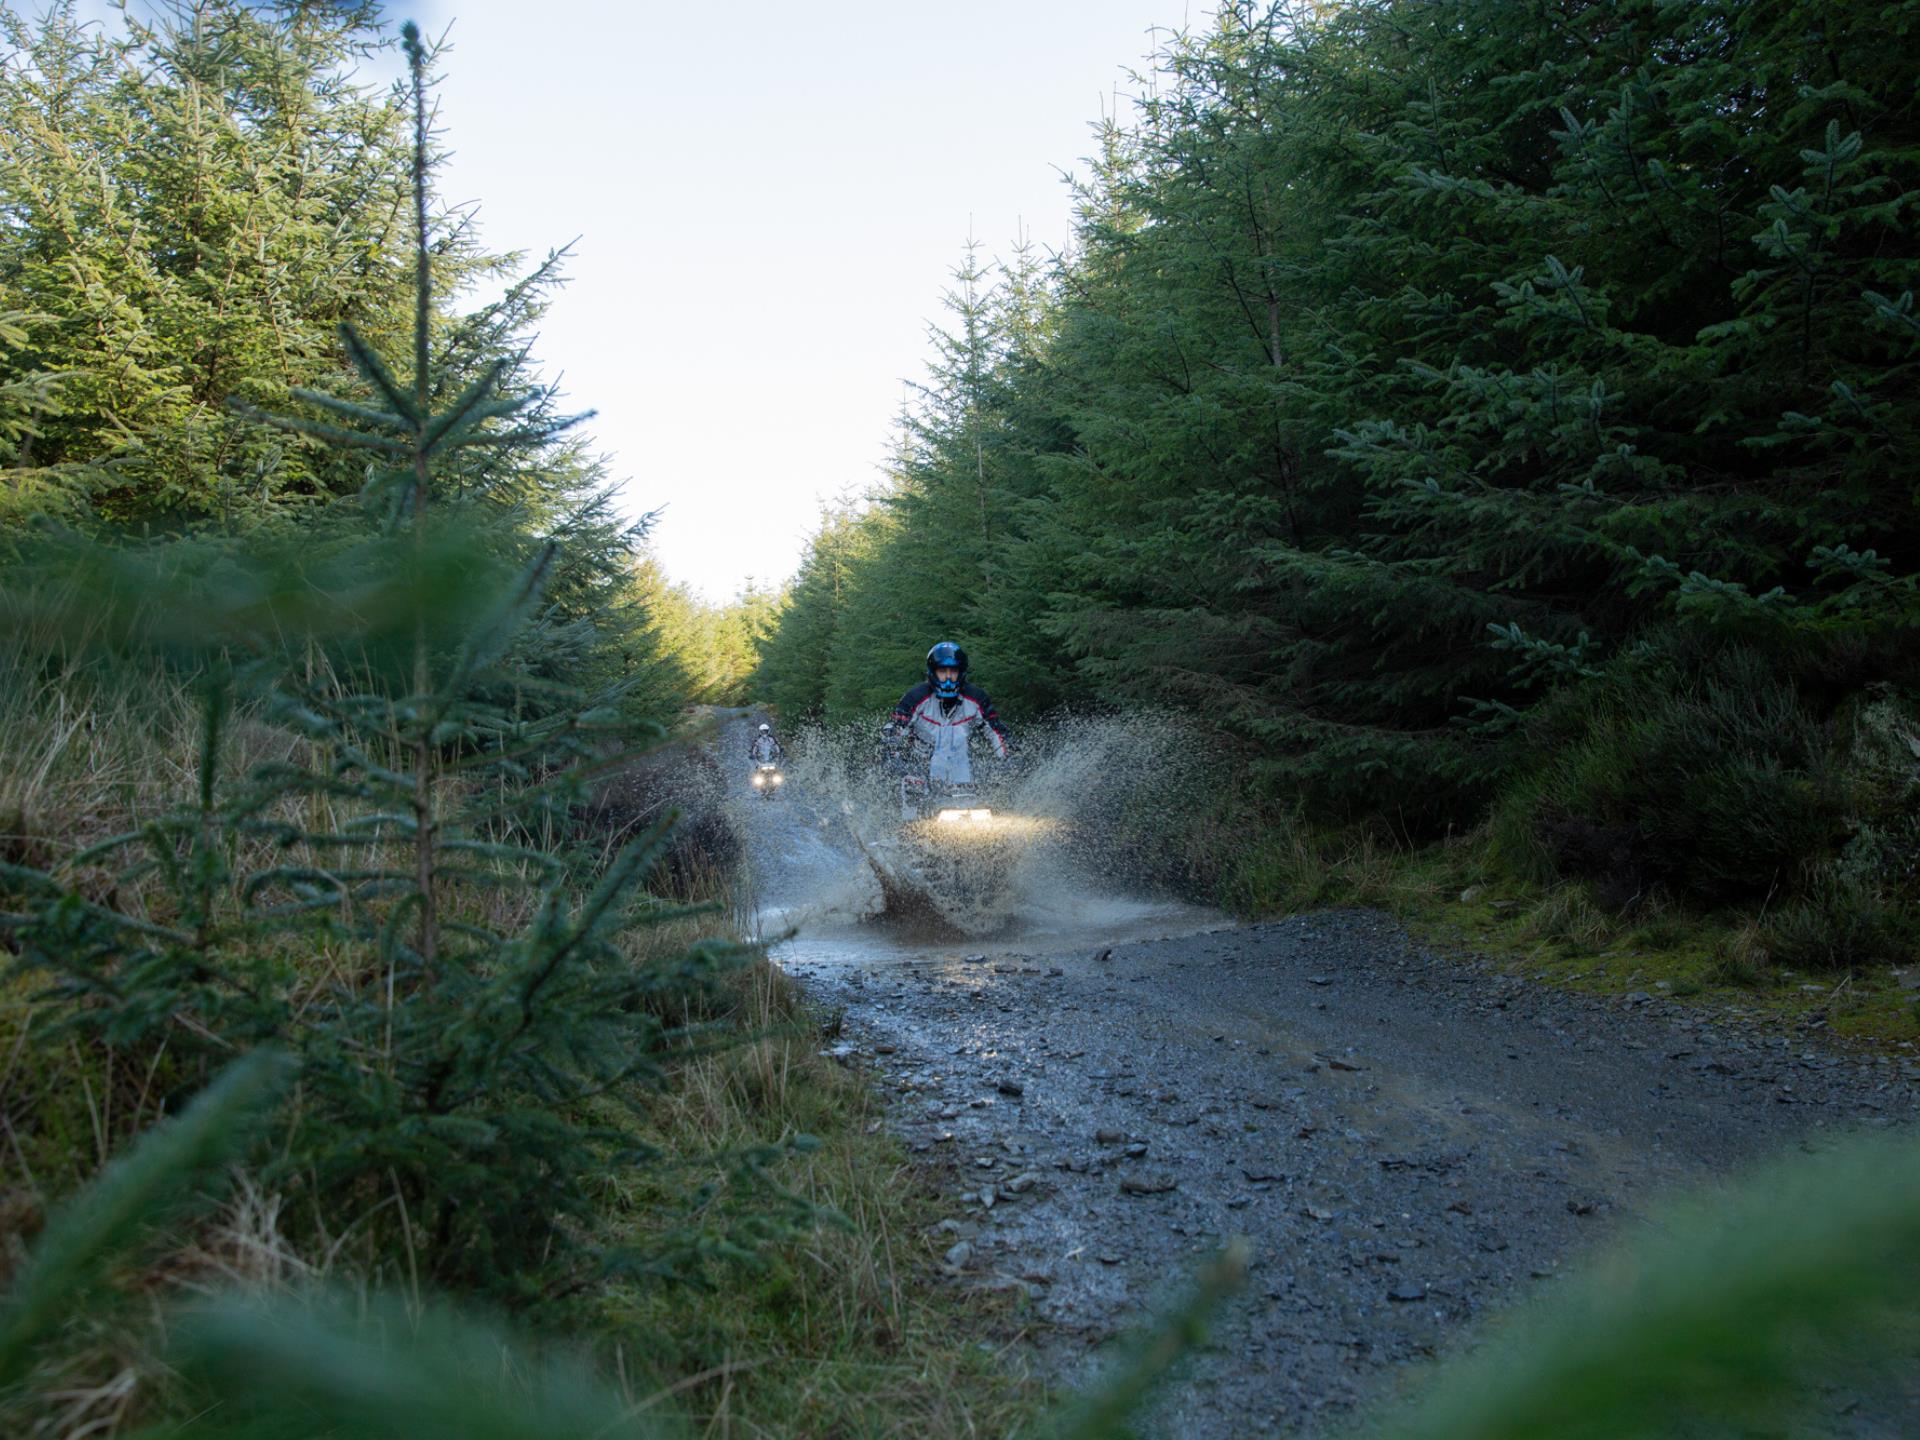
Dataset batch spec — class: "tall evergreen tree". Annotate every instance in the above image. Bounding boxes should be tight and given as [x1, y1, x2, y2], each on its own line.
[0, 1, 415, 519]
[2, 20, 783, 1312]
[759, 0, 1920, 910]
[753, 501, 876, 717]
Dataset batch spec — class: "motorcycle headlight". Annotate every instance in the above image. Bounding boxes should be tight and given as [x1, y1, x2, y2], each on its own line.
[751, 773, 765, 786]
[772, 773, 784, 785]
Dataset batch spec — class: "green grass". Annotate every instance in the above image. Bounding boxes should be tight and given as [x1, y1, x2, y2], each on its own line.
[592, 959, 1046, 1437]
[1223, 820, 1920, 1054]
[1426, 891, 1920, 1049]
[0, 652, 1046, 1438]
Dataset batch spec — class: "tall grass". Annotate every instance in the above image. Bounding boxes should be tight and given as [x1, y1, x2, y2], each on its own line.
[1219, 810, 1478, 917]
[598, 958, 1044, 1437]
[0, 648, 1044, 1437]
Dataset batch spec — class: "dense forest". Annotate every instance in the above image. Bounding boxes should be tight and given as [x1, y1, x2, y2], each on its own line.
[757, 0, 1920, 954]
[0, 0, 766, 701]
[4, 1, 1920, 1436]
[0, 6, 897, 1434]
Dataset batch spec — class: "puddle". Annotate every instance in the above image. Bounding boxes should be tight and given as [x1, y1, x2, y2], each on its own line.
[729, 711, 1227, 970]
[712, 712, 1920, 1440]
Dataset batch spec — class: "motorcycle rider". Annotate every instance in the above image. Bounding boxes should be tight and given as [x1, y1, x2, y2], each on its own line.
[749, 722, 782, 765]
[886, 642, 1009, 794]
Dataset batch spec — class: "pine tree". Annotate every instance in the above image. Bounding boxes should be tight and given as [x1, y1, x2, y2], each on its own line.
[753, 500, 880, 717]
[754, 0, 1920, 900]
[2, 22, 802, 1305]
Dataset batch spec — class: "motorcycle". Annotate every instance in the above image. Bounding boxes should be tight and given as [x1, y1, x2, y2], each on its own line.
[750, 761, 784, 799]
[895, 770, 993, 824]
[868, 730, 1027, 929]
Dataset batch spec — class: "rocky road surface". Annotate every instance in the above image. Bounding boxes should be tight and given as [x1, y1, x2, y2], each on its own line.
[726, 713, 1920, 1437]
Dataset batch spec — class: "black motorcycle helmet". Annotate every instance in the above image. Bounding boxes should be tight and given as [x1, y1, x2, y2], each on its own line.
[925, 641, 968, 698]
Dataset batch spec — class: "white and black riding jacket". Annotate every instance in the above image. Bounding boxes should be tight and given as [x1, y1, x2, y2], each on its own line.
[889, 682, 1009, 784]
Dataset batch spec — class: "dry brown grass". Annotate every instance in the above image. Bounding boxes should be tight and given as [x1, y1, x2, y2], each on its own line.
[596, 956, 1044, 1439]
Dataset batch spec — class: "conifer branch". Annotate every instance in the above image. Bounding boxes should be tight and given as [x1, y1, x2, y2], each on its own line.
[419, 358, 515, 449]
[0, 1050, 294, 1387]
[225, 401, 411, 454]
[338, 325, 421, 425]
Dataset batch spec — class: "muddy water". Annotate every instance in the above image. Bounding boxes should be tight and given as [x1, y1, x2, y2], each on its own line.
[721, 713, 1920, 1438]
[732, 710, 1225, 962]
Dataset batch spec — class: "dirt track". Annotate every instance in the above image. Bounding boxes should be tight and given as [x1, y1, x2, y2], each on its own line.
[724, 712, 1920, 1437]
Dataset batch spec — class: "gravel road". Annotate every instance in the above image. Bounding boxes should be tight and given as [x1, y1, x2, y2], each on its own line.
[724, 713, 1920, 1436]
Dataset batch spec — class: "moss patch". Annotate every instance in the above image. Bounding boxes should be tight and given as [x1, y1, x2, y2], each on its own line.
[1222, 821, 1918, 1056]
[1409, 889, 1920, 1053]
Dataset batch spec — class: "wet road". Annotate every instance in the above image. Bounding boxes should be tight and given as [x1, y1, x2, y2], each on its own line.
[724, 714, 1920, 1437]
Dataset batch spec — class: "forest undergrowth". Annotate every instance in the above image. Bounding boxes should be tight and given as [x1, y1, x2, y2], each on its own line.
[1201, 653, 1920, 1049]
[1218, 813, 1920, 1050]
[0, 650, 1045, 1439]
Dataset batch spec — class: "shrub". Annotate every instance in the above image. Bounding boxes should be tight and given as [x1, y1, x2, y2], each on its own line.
[1758, 874, 1908, 972]
[1494, 644, 1848, 905]
[1836, 690, 1920, 912]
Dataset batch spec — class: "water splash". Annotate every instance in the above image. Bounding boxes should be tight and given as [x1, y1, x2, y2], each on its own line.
[738, 710, 1223, 940]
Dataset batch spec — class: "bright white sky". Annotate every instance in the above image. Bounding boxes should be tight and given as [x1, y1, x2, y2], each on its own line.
[55, 1, 1210, 596]
[395, 0, 1200, 600]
